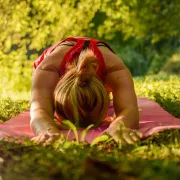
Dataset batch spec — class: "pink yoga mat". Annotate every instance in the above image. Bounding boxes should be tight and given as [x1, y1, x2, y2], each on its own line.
[0, 98, 180, 143]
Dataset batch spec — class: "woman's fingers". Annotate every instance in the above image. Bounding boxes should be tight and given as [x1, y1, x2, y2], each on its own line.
[31, 133, 51, 145]
[112, 134, 126, 144]
[136, 131, 143, 139]
[43, 134, 61, 146]
[31, 131, 62, 146]
[122, 130, 135, 144]
[106, 120, 143, 145]
[112, 127, 132, 144]
[38, 135, 49, 145]
[31, 135, 43, 144]
[32, 136, 45, 145]
[43, 137, 57, 146]
[42, 138, 54, 146]
[129, 132, 140, 142]
[128, 129, 142, 142]
[114, 128, 142, 144]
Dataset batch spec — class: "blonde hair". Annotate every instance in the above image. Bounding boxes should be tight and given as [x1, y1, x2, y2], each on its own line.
[54, 49, 109, 127]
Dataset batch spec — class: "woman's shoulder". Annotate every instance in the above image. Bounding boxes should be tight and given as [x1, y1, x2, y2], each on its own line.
[36, 45, 72, 73]
[99, 47, 127, 73]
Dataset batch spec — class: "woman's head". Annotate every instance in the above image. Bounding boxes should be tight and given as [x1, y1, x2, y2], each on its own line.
[54, 49, 109, 127]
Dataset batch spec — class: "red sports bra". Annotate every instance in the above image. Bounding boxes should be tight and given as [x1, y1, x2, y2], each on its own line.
[34, 37, 115, 82]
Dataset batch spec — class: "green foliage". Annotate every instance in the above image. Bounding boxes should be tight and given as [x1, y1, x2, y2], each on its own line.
[0, 0, 180, 80]
[0, 98, 29, 121]
[1, 0, 179, 52]
[90, 134, 110, 147]
[89, 0, 180, 42]
[0, 74, 180, 179]
[161, 52, 180, 74]
[147, 53, 166, 74]
[0, 48, 33, 92]
[134, 75, 180, 118]
[0, 1, 180, 178]
[128, 0, 180, 43]
[1, 129, 180, 179]
[0, 74, 179, 122]
[0, 0, 101, 52]
[62, 120, 79, 144]
[81, 124, 94, 142]
[114, 45, 149, 76]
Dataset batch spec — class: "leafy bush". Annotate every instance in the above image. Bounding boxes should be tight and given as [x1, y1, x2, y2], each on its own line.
[114, 45, 148, 76]
[0, 50, 33, 93]
[0, 98, 29, 121]
[161, 53, 180, 74]
[134, 75, 180, 118]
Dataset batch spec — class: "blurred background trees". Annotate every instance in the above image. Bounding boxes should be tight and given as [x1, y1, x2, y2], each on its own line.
[0, 0, 179, 91]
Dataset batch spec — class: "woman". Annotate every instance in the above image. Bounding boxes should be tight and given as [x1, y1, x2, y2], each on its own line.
[31, 37, 142, 146]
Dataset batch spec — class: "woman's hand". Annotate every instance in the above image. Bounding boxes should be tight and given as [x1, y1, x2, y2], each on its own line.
[31, 128, 63, 146]
[105, 119, 143, 144]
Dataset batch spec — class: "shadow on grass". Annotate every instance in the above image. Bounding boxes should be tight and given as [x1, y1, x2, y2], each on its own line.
[1, 129, 180, 179]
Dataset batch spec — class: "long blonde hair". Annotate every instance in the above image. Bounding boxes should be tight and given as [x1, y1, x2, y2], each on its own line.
[54, 49, 109, 127]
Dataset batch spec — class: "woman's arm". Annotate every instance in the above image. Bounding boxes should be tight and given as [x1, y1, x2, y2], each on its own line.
[104, 50, 139, 129]
[106, 69, 139, 129]
[30, 68, 60, 135]
[30, 46, 66, 136]
[100, 49, 142, 144]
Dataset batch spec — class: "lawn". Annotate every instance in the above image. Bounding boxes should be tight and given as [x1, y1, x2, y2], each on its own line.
[0, 74, 180, 180]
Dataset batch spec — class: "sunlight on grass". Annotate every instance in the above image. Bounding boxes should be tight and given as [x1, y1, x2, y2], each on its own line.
[134, 74, 180, 117]
[0, 90, 31, 100]
[0, 74, 180, 179]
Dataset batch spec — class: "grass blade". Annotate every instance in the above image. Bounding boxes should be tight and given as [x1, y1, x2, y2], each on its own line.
[90, 134, 109, 147]
[80, 124, 94, 142]
[62, 120, 79, 144]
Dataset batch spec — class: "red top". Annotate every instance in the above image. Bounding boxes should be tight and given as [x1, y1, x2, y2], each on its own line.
[34, 37, 115, 82]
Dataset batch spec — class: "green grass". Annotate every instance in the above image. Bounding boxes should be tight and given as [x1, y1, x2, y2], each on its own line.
[0, 74, 180, 179]
[134, 74, 180, 118]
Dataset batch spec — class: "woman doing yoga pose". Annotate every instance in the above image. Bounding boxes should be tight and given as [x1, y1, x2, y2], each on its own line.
[30, 37, 142, 146]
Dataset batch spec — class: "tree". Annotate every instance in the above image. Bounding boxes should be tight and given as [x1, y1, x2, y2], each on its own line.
[0, 0, 179, 90]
